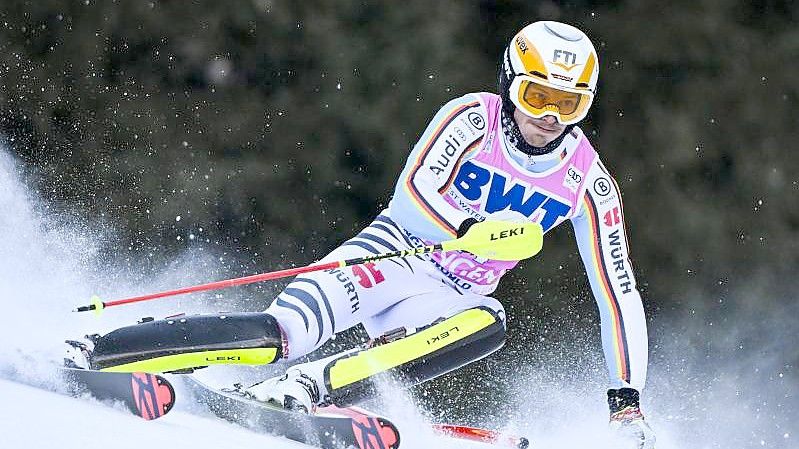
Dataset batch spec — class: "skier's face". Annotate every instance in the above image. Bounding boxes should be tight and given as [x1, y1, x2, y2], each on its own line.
[513, 108, 566, 147]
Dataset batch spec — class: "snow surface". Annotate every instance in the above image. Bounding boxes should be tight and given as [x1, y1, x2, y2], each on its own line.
[0, 377, 312, 449]
[0, 147, 795, 449]
[0, 371, 499, 449]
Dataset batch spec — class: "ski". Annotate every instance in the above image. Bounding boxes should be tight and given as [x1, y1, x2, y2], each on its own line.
[59, 367, 176, 420]
[183, 376, 400, 449]
[326, 406, 530, 448]
[432, 423, 530, 448]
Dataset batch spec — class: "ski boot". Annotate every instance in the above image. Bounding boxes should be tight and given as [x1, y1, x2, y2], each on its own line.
[608, 388, 656, 449]
[245, 367, 322, 413]
[64, 335, 100, 369]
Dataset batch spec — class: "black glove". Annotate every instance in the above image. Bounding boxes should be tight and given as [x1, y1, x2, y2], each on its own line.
[456, 218, 478, 238]
[608, 388, 656, 449]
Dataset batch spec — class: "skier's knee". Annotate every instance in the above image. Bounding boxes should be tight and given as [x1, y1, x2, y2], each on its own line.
[265, 275, 342, 360]
[473, 295, 506, 328]
[323, 306, 505, 406]
[90, 312, 284, 372]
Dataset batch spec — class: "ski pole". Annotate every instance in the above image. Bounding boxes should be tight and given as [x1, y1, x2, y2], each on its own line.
[73, 220, 543, 313]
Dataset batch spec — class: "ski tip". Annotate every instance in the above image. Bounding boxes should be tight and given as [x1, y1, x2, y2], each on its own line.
[130, 373, 176, 420]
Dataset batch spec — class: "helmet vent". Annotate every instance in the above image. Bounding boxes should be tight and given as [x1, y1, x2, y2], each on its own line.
[530, 71, 548, 80]
[575, 82, 589, 88]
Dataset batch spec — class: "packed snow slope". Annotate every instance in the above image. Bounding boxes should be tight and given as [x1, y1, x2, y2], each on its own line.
[0, 370, 503, 449]
[0, 148, 795, 449]
[0, 377, 314, 449]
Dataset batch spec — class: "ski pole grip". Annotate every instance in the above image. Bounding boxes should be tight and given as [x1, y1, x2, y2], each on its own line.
[73, 304, 96, 313]
[73, 295, 106, 315]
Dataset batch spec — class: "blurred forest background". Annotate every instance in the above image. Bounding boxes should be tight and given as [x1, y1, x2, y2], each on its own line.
[0, 0, 797, 428]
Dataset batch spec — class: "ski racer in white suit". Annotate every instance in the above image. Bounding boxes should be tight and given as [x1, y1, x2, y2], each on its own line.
[249, 21, 655, 448]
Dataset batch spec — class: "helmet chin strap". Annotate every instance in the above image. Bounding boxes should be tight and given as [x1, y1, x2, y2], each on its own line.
[500, 104, 574, 157]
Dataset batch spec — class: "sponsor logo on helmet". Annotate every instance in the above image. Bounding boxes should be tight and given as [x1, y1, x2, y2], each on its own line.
[515, 36, 529, 54]
[551, 73, 574, 83]
[551, 49, 582, 71]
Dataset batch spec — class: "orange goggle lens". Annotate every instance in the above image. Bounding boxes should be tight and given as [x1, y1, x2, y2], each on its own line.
[521, 82, 583, 115]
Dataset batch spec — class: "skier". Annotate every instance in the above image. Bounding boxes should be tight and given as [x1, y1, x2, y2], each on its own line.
[245, 20, 656, 448]
[72, 20, 655, 448]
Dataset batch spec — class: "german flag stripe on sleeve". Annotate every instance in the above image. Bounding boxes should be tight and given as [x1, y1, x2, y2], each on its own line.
[582, 191, 631, 383]
[403, 101, 481, 236]
[437, 137, 483, 195]
[597, 163, 634, 258]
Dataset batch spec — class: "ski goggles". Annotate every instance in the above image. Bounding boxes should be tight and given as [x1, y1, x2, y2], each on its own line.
[509, 75, 594, 125]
